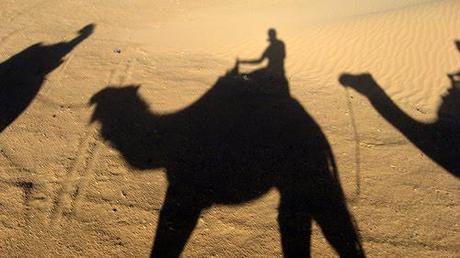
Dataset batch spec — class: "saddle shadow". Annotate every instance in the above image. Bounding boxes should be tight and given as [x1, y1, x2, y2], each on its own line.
[90, 49, 365, 257]
[0, 24, 95, 133]
[339, 41, 460, 178]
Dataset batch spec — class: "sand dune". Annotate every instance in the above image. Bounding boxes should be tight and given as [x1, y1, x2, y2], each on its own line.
[0, 0, 459, 257]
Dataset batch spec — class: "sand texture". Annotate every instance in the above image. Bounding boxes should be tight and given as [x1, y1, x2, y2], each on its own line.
[0, 0, 459, 257]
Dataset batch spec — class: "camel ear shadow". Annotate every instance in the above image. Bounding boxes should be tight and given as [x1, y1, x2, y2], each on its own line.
[455, 40, 460, 52]
[88, 96, 95, 106]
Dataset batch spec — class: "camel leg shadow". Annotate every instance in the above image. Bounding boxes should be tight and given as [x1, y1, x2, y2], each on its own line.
[150, 172, 364, 258]
[278, 175, 364, 258]
[150, 185, 205, 258]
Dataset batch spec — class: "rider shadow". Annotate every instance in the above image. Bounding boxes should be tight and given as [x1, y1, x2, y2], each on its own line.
[90, 42, 365, 257]
[0, 24, 95, 133]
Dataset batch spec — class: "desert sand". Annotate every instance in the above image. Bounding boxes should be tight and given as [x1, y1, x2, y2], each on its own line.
[0, 0, 459, 257]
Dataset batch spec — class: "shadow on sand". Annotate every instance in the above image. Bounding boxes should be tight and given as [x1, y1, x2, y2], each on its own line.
[90, 31, 365, 257]
[339, 41, 460, 178]
[0, 24, 94, 133]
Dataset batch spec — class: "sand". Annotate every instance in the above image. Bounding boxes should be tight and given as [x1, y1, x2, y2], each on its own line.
[0, 0, 459, 257]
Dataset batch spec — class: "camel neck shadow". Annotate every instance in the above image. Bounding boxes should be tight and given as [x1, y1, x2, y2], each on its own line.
[0, 24, 94, 133]
[339, 72, 460, 178]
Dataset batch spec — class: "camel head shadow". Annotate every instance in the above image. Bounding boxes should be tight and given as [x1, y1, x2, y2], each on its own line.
[90, 67, 365, 257]
[89, 85, 168, 170]
[339, 73, 376, 95]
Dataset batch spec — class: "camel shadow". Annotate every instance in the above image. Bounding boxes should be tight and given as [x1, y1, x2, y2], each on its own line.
[339, 59, 460, 178]
[0, 24, 95, 133]
[90, 62, 365, 257]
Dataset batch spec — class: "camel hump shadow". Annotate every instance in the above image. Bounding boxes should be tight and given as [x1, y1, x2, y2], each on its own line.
[90, 66, 365, 257]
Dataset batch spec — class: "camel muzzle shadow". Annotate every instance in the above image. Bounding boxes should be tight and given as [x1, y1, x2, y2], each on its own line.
[90, 64, 365, 257]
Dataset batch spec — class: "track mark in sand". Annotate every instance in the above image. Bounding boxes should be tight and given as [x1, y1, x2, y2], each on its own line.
[69, 139, 100, 217]
[35, 95, 88, 109]
[13, 181, 34, 223]
[37, 50, 75, 105]
[48, 53, 74, 89]
[364, 234, 451, 252]
[0, 146, 34, 174]
[3, 179, 53, 225]
[49, 133, 99, 221]
[0, 143, 61, 224]
[109, 59, 134, 85]
[50, 60, 134, 222]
